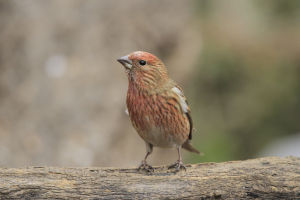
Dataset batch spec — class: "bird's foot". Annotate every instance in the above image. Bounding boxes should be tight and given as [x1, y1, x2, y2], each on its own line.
[138, 160, 154, 172]
[168, 160, 186, 171]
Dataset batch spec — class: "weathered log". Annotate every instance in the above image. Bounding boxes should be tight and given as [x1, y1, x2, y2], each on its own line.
[0, 156, 299, 199]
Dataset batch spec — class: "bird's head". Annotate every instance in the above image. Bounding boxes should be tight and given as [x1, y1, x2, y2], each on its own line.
[117, 51, 168, 90]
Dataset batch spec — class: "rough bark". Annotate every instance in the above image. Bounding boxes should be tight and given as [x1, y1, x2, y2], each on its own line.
[0, 156, 299, 199]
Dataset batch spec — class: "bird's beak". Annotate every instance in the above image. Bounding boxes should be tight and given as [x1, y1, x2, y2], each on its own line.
[117, 55, 132, 70]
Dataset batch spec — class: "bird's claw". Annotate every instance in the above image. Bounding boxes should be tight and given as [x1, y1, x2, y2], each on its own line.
[168, 161, 186, 171]
[138, 161, 154, 172]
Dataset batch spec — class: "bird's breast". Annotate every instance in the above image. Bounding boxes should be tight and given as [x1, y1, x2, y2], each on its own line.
[126, 85, 189, 147]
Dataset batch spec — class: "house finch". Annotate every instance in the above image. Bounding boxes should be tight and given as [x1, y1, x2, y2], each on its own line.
[117, 51, 200, 171]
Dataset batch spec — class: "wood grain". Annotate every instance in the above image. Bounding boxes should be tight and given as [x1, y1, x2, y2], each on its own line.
[0, 157, 299, 199]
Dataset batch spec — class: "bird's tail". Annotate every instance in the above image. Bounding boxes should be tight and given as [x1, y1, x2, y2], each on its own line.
[182, 140, 204, 155]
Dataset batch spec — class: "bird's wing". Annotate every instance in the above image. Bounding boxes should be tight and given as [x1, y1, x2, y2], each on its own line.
[171, 86, 193, 140]
[171, 86, 189, 113]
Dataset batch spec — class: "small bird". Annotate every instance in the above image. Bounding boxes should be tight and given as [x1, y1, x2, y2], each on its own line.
[117, 51, 200, 171]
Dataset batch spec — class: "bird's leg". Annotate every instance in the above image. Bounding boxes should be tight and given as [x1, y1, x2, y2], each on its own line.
[168, 146, 186, 171]
[138, 143, 154, 172]
[138, 151, 153, 172]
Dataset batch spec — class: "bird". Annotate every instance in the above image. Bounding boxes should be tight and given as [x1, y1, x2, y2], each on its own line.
[117, 51, 201, 171]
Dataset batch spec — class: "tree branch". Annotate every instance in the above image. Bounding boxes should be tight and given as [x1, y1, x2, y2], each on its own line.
[0, 157, 299, 199]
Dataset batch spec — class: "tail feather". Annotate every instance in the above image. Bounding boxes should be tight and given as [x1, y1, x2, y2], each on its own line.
[182, 141, 204, 155]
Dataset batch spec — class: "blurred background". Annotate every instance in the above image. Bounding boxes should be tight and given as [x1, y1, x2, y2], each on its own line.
[0, 0, 299, 167]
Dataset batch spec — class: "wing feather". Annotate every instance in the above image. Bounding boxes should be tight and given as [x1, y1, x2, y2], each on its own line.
[171, 86, 193, 140]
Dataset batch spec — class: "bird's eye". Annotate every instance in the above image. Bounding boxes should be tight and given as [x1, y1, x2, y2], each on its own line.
[139, 60, 146, 66]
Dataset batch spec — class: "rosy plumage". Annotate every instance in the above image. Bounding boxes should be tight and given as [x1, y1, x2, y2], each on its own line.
[118, 51, 200, 171]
